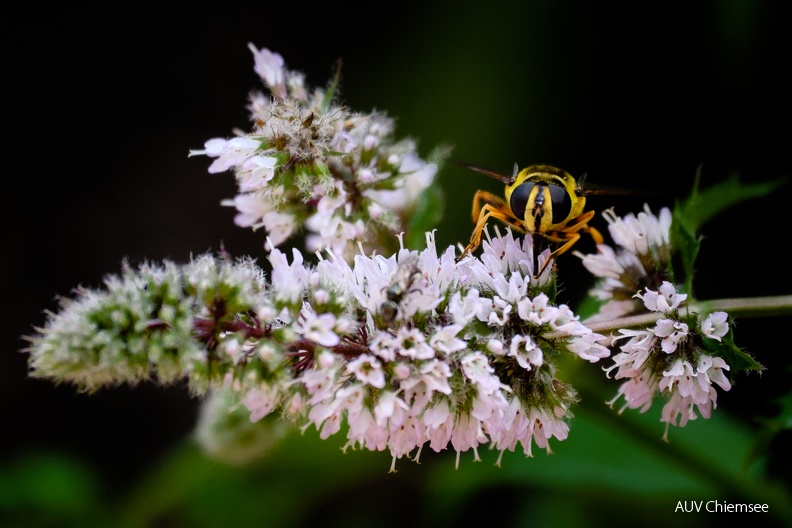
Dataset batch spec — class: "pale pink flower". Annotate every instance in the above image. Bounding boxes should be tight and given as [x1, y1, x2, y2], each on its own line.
[393, 327, 435, 360]
[198, 137, 262, 174]
[393, 363, 411, 380]
[374, 391, 409, 427]
[347, 354, 386, 389]
[578, 243, 625, 279]
[607, 367, 658, 413]
[447, 289, 484, 326]
[345, 405, 375, 446]
[248, 44, 286, 95]
[422, 399, 451, 430]
[603, 204, 672, 256]
[417, 359, 453, 396]
[300, 353, 340, 405]
[605, 329, 655, 378]
[700, 312, 729, 341]
[242, 383, 281, 422]
[334, 385, 366, 426]
[567, 331, 611, 362]
[294, 306, 340, 347]
[508, 335, 543, 371]
[224, 193, 269, 229]
[636, 281, 687, 313]
[660, 387, 717, 438]
[481, 296, 513, 326]
[696, 355, 731, 391]
[460, 352, 502, 395]
[429, 324, 467, 354]
[471, 391, 507, 422]
[238, 155, 278, 192]
[369, 331, 398, 362]
[517, 293, 554, 325]
[660, 359, 698, 397]
[267, 248, 310, 304]
[450, 413, 487, 460]
[653, 318, 689, 354]
[528, 407, 569, 454]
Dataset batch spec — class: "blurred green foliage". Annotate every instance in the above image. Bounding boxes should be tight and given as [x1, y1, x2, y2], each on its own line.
[3, 385, 790, 527]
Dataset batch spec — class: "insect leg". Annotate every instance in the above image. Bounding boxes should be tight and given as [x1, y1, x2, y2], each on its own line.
[457, 201, 524, 261]
[471, 190, 509, 223]
[532, 230, 582, 278]
[555, 209, 604, 246]
[582, 225, 604, 245]
[560, 209, 596, 233]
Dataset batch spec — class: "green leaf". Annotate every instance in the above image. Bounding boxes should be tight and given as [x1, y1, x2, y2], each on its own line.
[119, 431, 409, 528]
[422, 398, 792, 527]
[702, 321, 762, 373]
[0, 452, 115, 528]
[321, 58, 343, 111]
[574, 291, 606, 321]
[772, 390, 792, 430]
[675, 170, 786, 233]
[742, 385, 792, 475]
[406, 184, 444, 250]
[672, 170, 786, 295]
[670, 209, 701, 295]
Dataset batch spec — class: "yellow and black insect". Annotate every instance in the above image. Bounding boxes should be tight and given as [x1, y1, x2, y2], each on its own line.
[455, 162, 633, 276]
[380, 254, 422, 324]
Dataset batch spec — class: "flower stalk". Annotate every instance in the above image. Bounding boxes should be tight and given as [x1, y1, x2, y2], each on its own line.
[580, 294, 792, 336]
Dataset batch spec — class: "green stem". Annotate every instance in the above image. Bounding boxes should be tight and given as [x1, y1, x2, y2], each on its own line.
[694, 295, 792, 318]
[576, 295, 792, 337]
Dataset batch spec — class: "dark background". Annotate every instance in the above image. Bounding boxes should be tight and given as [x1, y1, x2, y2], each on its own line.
[4, 1, 792, 526]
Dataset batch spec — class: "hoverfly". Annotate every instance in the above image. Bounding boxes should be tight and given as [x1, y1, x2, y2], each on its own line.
[455, 162, 635, 277]
[380, 254, 422, 324]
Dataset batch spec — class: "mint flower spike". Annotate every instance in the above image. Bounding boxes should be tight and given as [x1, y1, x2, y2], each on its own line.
[575, 204, 778, 437]
[189, 45, 443, 260]
[24, 255, 269, 394]
[240, 229, 611, 470]
[25, 229, 612, 469]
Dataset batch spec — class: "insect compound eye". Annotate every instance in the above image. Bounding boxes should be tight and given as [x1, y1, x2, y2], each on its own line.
[509, 182, 536, 220]
[548, 183, 572, 224]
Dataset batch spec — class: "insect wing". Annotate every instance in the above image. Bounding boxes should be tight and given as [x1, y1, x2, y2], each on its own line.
[454, 161, 518, 185]
[575, 173, 657, 197]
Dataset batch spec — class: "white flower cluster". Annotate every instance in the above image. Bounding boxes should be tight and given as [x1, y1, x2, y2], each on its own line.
[578, 204, 673, 321]
[189, 45, 440, 259]
[227, 229, 610, 469]
[605, 282, 731, 438]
